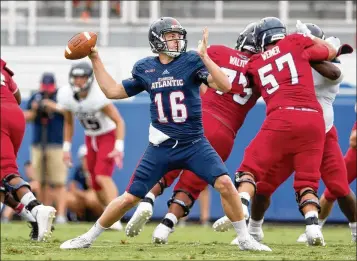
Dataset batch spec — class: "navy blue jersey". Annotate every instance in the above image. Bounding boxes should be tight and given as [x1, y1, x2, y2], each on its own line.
[122, 51, 206, 142]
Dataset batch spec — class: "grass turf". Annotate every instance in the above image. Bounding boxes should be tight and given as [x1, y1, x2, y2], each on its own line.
[1, 222, 355, 260]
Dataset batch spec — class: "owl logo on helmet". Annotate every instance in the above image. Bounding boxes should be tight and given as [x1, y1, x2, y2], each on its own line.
[148, 17, 188, 58]
[253, 17, 287, 52]
[69, 62, 94, 97]
[235, 22, 260, 54]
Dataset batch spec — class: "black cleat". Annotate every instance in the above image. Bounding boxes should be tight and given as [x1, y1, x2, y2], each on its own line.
[29, 222, 39, 241]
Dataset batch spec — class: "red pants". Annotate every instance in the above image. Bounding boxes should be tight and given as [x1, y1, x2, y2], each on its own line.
[163, 111, 235, 200]
[85, 130, 116, 191]
[0, 104, 25, 185]
[257, 126, 350, 199]
[239, 109, 325, 193]
[323, 129, 356, 200]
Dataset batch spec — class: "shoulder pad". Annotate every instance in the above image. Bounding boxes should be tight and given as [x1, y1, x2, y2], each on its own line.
[186, 50, 201, 62]
[132, 56, 156, 76]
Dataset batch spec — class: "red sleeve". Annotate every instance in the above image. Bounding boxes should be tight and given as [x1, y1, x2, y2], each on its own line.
[302, 44, 329, 62]
[8, 77, 18, 93]
[287, 33, 314, 49]
[353, 122, 357, 131]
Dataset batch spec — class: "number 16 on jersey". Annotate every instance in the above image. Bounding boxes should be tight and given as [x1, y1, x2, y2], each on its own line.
[155, 91, 188, 123]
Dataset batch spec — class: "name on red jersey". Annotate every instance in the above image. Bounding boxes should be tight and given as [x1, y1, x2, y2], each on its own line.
[261, 46, 281, 60]
[229, 56, 248, 68]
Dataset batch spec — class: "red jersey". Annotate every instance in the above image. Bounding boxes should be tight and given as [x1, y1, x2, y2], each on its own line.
[202, 45, 260, 135]
[245, 33, 329, 115]
[1, 59, 18, 105]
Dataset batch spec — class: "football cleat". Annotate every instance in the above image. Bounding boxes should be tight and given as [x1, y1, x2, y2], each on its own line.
[297, 232, 307, 243]
[235, 234, 272, 251]
[248, 223, 264, 242]
[29, 222, 39, 241]
[152, 223, 174, 244]
[305, 225, 325, 246]
[212, 216, 231, 232]
[125, 202, 153, 237]
[60, 236, 92, 249]
[32, 205, 56, 241]
[109, 220, 123, 231]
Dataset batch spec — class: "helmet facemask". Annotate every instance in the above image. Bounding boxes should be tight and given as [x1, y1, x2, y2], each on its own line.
[235, 33, 260, 54]
[69, 67, 94, 95]
[150, 28, 187, 58]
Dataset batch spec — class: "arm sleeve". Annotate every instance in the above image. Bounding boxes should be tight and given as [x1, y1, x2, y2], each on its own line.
[289, 33, 329, 62]
[302, 44, 329, 62]
[122, 76, 146, 97]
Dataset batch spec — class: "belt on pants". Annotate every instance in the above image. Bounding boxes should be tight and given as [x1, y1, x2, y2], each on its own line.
[278, 106, 318, 113]
[149, 137, 202, 148]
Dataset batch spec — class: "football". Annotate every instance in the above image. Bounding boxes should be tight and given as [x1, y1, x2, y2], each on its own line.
[64, 31, 97, 60]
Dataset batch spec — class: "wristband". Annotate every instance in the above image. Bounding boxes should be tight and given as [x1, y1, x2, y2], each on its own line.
[115, 140, 124, 152]
[63, 141, 72, 152]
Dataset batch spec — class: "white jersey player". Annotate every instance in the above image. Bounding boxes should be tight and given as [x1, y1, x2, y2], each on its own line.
[57, 61, 126, 230]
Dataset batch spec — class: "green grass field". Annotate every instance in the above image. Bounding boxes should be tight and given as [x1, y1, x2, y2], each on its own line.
[1, 222, 355, 260]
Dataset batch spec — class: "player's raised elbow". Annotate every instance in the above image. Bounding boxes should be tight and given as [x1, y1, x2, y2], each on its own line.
[328, 67, 342, 81]
[103, 90, 117, 99]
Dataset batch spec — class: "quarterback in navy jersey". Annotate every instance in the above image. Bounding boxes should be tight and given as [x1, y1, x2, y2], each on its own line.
[60, 17, 271, 251]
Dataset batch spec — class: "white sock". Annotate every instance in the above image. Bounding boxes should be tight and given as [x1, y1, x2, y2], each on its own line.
[84, 222, 107, 241]
[19, 207, 36, 222]
[165, 213, 178, 226]
[305, 210, 318, 219]
[349, 222, 356, 234]
[318, 218, 327, 228]
[20, 192, 37, 207]
[20, 192, 41, 217]
[232, 219, 249, 238]
[145, 192, 156, 203]
[248, 218, 264, 230]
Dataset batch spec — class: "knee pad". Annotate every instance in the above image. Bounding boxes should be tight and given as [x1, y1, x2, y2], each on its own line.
[295, 189, 320, 216]
[167, 189, 195, 217]
[2, 174, 31, 201]
[234, 172, 257, 194]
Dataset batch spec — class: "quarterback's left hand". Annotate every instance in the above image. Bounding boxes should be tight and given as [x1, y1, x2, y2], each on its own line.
[198, 27, 209, 59]
[296, 20, 311, 35]
[108, 149, 124, 169]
